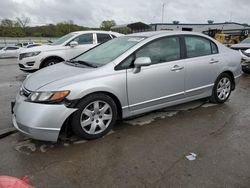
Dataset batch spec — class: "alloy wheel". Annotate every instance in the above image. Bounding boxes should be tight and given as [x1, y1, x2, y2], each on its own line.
[80, 100, 113, 135]
[216, 77, 231, 100]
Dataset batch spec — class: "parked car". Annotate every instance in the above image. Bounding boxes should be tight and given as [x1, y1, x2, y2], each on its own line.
[12, 31, 242, 142]
[16, 42, 33, 48]
[18, 31, 122, 72]
[0, 46, 21, 58]
[25, 44, 42, 48]
[239, 49, 250, 73]
[231, 37, 250, 50]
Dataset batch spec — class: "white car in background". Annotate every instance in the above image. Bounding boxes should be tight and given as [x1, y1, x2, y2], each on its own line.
[18, 31, 122, 72]
[0, 46, 21, 58]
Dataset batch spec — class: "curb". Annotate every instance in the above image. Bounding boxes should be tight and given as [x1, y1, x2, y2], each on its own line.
[0, 128, 17, 139]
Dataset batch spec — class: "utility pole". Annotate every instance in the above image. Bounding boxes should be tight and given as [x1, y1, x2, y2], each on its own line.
[162, 2, 165, 23]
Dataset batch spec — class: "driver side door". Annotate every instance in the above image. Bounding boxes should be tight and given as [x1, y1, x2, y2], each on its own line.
[126, 36, 185, 112]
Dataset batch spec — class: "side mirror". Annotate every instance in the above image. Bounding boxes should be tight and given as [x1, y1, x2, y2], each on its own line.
[69, 41, 78, 48]
[133, 57, 151, 73]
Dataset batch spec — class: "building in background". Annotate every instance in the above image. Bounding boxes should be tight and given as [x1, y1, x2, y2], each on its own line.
[150, 22, 250, 33]
[111, 22, 152, 34]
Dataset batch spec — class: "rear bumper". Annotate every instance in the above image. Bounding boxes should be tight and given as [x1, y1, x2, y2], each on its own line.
[12, 93, 77, 142]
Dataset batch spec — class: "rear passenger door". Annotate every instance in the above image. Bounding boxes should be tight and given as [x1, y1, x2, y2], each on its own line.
[183, 35, 220, 97]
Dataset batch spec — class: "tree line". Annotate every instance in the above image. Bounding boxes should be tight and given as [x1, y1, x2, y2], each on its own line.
[0, 17, 116, 37]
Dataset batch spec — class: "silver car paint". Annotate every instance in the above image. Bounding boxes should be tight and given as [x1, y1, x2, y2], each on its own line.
[13, 31, 242, 141]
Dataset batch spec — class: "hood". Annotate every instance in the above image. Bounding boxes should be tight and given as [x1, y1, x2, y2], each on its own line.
[20, 44, 64, 54]
[23, 62, 97, 91]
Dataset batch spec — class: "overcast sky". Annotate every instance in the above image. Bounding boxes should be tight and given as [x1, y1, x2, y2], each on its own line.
[0, 0, 249, 27]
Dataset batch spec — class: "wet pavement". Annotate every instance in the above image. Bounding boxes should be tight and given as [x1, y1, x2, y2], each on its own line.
[0, 59, 250, 187]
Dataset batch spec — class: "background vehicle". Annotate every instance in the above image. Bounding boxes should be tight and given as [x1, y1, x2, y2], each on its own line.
[16, 42, 33, 48]
[231, 37, 250, 50]
[0, 46, 21, 58]
[18, 31, 122, 72]
[205, 29, 250, 46]
[25, 44, 42, 48]
[239, 49, 250, 73]
[12, 31, 242, 142]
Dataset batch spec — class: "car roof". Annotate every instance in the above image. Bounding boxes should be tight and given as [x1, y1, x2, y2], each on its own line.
[71, 30, 121, 35]
[127, 31, 208, 38]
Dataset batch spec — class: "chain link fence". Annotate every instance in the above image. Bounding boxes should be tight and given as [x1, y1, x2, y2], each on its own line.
[0, 37, 58, 47]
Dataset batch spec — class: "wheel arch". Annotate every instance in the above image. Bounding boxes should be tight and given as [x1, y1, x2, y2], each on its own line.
[40, 56, 65, 68]
[221, 70, 235, 90]
[59, 91, 123, 139]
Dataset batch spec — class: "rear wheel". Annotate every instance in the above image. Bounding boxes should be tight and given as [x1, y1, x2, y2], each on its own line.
[210, 73, 232, 103]
[71, 93, 118, 140]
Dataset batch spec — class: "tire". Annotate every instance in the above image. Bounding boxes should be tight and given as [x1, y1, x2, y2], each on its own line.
[71, 93, 118, 140]
[42, 58, 61, 68]
[210, 73, 232, 104]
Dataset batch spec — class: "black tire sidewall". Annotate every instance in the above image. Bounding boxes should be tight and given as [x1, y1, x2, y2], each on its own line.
[211, 73, 232, 103]
[71, 93, 118, 140]
[42, 58, 61, 68]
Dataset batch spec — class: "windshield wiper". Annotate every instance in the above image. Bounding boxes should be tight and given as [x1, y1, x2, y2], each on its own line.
[68, 60, 98, 68]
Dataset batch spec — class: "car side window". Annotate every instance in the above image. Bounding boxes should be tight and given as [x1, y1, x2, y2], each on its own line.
[211, 41, 218, 54]
[185, 36, 216, 58]
[73, 33, 93, 45]
[6, 47, 18, 50]
[135, 37, 181, 65]
[97, 33, 112, 43]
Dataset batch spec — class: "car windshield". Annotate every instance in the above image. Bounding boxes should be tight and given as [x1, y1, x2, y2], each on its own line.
[241, 38, 250, 44]
[73, 36, 145, 67]
[52, 33, 76, 45]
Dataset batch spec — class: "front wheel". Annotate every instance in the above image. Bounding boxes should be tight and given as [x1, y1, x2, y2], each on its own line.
[42, 58, 61, 68]
[210, 73, 232, 104]
[71, 93, 118, 140]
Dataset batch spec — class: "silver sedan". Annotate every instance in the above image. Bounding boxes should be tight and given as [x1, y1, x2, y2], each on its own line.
[12, 31, 242, 142]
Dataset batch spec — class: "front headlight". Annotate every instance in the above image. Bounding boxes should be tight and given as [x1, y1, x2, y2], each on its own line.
[27, 90, 70, 103]
[20, 51, 41, 60]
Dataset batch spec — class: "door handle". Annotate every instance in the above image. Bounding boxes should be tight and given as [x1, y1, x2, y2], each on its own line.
[209, 59, 219, 64]
[171, 65, 184, 71]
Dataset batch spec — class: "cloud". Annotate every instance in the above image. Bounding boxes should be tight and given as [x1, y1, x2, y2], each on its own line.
[0, 0, 249, 27]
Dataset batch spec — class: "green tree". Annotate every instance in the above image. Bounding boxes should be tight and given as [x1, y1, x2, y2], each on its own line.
[0, 18, 25, 37]
[100, 20, 116, 31]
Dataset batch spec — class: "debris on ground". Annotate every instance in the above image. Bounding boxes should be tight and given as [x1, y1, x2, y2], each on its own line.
[185, 153, 198, 161]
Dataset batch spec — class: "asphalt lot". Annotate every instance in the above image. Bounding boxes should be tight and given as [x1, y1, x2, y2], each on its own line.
[0, 58, 250, 188]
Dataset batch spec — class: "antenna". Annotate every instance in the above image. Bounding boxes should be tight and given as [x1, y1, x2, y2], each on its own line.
[162, 2, 166, 23]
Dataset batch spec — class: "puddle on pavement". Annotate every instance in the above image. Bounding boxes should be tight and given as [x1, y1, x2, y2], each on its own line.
[14, 100, 217, 154]
[124, 99, 210, 126]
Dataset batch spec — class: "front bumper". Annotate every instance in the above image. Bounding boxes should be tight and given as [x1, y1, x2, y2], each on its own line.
[12, 93, 77, 142]
[18, 56, 41, 71]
